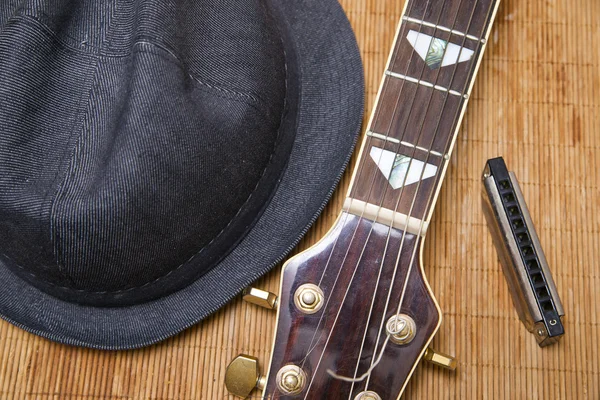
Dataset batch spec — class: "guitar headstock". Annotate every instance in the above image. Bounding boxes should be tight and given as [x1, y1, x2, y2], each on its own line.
[226, 214, 452, 399]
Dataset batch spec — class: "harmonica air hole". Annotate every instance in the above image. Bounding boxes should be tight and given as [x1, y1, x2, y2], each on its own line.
[521, 245, 534, 256]
[508, 206, 520, 216]
[499, 179, 510, 190]
[536, 287, 550, 299]
[503, 192, 516, 203]
[541, 301, 554, 312]
[526, 259, 539, 271]
[517, 232, 530, 244]
[531, 273, 543, 284]
[511, 218, 524, 229]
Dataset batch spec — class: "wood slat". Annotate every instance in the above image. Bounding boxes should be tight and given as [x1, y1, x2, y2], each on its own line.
[0, 0, 599, 399]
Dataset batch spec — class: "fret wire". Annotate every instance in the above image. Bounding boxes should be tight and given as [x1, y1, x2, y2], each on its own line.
[381, 6, 496, 393]
[384, 70, 465, 97]
[361, 0, 486, 390]
[352, 7, 489, 200]
[366, 130, 445, 158]
[352, 0, 490, 391]
[342, 0, 492, 393]
[362, 15, 466, 211]
[402, 15, 486, 43]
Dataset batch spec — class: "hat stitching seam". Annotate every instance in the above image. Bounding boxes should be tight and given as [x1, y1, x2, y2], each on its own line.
[0, 13, 103, 287]
[16, 14, 266, 109]
[100, 42, 270, 117]
[6, 23, 290, 296]
[16, 14, 102, 55]
[49, 61, 103, 285]
[47, 11, 119, 287]
[132, 40, 264, 107]
[38, 62, 101, 285]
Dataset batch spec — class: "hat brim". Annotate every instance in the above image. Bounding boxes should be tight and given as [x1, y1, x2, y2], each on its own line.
[0, 0, 364, 349]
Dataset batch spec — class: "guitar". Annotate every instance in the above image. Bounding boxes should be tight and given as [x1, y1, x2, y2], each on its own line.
[226, 0, 500, 398]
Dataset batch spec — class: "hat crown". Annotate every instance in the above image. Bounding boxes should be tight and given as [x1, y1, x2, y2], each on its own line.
[0, 0, 295, 305]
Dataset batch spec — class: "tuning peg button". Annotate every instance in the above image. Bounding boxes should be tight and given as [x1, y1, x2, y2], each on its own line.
[423, 347, 457, 370]
[242, 287, 278, 310]
[225, 354, 266, 398]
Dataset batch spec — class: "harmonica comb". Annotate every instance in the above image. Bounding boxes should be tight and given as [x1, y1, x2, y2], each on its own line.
[482, 157, 564, 347]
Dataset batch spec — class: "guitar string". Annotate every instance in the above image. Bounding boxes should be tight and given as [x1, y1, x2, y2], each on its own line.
[359, 0, 482, 389]
[345, 0, 472, 392]
[362, 0, 496, 391]
[295, 1, 424, 367]
[300, 0, 474, 395]
[263, 0, 495, 395]
[296, 0, 427, 371]
[345, 0, 462, 390]
[313, 0, 423, 289]
[298, 0, 439, 395]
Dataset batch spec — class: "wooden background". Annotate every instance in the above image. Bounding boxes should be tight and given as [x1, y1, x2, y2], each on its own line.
[1, 0, 599, 398]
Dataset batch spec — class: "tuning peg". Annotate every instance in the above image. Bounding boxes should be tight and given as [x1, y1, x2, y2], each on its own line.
[242, 287, 278, 310]
[423, 347, 457, 370]
[225, 354, 267, 398]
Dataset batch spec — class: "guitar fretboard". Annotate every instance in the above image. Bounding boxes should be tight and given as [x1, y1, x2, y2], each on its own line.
[346, 0, 500, 236]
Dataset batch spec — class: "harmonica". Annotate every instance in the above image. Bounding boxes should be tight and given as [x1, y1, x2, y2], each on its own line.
[482, 157, 564, 347]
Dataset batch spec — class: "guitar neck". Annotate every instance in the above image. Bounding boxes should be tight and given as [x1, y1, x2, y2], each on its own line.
[231, 2, 502, 400]
[345, 0, 500, 237]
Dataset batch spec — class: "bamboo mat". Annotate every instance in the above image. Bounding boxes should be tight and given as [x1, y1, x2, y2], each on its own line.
[1, 0, 599, 399]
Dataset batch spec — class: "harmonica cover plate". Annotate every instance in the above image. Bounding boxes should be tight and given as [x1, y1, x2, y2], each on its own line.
[482, 157, 564, 346]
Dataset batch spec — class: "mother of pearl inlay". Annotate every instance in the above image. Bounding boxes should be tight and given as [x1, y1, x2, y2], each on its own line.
[406, 30, 474, 69]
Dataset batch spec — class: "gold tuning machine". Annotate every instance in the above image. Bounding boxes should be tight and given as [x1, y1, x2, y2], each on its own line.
[225, 354, 266, 399]
[423, 347, 458, 370]
[242, 287, 278, 310]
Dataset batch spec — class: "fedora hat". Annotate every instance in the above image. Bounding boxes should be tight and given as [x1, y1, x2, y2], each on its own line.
[0, 0, 363, 349]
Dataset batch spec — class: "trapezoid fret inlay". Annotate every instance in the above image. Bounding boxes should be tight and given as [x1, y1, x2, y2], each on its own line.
[406, 30, 474, 69]
[369, 147, 438, 189]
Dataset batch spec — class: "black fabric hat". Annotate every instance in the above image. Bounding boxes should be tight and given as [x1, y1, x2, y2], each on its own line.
[0, 0, 363, 349]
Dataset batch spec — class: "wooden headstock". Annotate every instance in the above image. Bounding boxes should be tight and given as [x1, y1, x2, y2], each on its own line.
[260, 213, 443, 399]
[225, 214, 457, 399]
